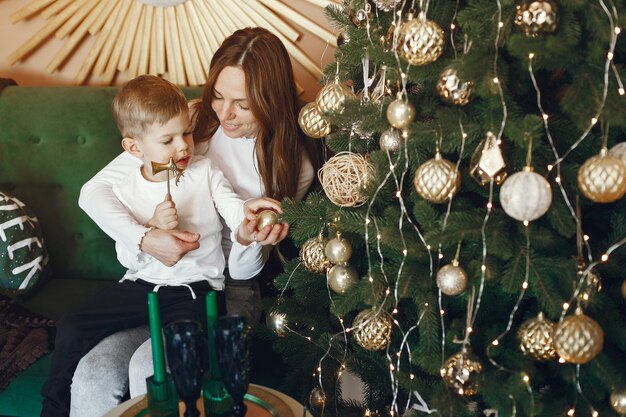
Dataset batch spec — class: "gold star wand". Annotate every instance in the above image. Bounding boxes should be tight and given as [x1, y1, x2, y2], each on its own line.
[151, 157, 184, 201]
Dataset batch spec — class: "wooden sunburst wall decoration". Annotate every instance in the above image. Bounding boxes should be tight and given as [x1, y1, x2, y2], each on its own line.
[7, 0, 338, 86]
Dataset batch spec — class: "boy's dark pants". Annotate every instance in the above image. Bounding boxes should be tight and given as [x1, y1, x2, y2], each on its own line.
[40, 279, 221, 417]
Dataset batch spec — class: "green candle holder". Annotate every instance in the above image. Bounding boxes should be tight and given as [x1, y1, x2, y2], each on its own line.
[202, 375, 233, 417]
[146, 374, 179, 417]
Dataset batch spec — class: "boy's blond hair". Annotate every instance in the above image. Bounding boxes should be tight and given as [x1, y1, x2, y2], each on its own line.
[112, 75, 188, 139]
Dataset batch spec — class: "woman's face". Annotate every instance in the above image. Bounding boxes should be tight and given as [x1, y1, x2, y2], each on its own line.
[211, 66, 260, 139]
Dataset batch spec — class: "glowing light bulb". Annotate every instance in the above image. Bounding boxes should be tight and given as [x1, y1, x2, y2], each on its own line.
[522, 374, 530, 383]
[390, 364, 395, 371]
[410, 374, 415, 380]
[592, 411, 598, 417]
[440, 309, 445, 315]
[481, 265, 486, 272]
[438, 253, 444, 259]
[424, 302, 429, 307]
[396, 191, 401, 197]
[619, 88, 625, 95]
[529, 53, 535, 59]
[487, 202, 493, 209]
[498, 21, 504, 28]
[365, 217, 371, 224]
[492, 340, 499, 346]
[601, 254, 609, 262]
[583, 235, 589, 241]
[467, 327, 473, 333]
[608, 52, 614, 60]
[392, 308, 398, 314]
[563, 302, 570, 310]
[493, 77, 499, 84]
[616, 27, 622, 35]
[450, 23, 456, 29]
[390, 164, 395, 170]
[547, 164, 553, 171]
[522, 282, 529, 289]
[567, 409, 575, 416]
[555, 176, 561, 183]
[523, 220, 529, 227]
[559, 357, 566, 363]
[542, 113, 549, 120]
[369, 276, 374, 282]
[402, 249, 408, 256]
[592, 117, 598, 124]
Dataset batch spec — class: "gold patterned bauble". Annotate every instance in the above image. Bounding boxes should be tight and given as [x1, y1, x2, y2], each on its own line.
[397, 12, 445, 66]
[517, 312, 557, 361]
[379, 128, 403, 153]
[436, 260, 468, 296]
[515, 0, 558, 37]
[470, 132, 507, 185]
[352, 308, 393, 351]
[436, 67, 474, 106]
[325, 233, 353, 265]
[308, 386, 326, 417]
[577, 147, 626, 203]
[413, 152, 461, 204]
[386, 94, 416, 129]
[610, 389, 626, 414]
[609, 142, 626, 164]
[328, 264, 359, 294]
[316, 78, 356, 115]
[553, 307, 604, 364]
[300, 235, 331, 273]
[318, 152, 373, 207]
[440, 348, 483, 396]
[266, 309, 288, 337]
[298, 102, 331, 139]
[500, 166, 552, 222]
[256, 209, 279, 231]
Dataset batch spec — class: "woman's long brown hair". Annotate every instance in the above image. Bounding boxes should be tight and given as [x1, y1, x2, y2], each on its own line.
[193, 27, 318, 201]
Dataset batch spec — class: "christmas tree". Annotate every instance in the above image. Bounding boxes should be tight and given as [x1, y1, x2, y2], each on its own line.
[264, 1, 626, 416]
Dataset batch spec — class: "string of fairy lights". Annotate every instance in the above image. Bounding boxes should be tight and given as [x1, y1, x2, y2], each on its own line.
[285, 0, 626, 415]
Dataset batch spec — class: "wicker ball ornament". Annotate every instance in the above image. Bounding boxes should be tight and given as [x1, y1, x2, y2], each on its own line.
[440, 348, 483, 396]
[413, 152, 461, 203]
[515, 0, 558, 37]
[500, 167, 552, 222]
[316, 79, 355, 115]
[328, 264, 359, 294]
[610, 389, 626, 414]
[352, 308, 393, 351]
[386, 95, 416, 129]
[577, 148, 626, 203]
[319, 152, 373, 207]
[553, 308, 604, 364]
[437, 67, 474, 106]
[518, 312, 557, 361]
[379, 128, 403, 153]
[300, 236, 331, 273]
[298, 102, 331, 138]
[436, 261, 468, 296]
[609, 142, 626, 164]
[397, 12, 445, 66]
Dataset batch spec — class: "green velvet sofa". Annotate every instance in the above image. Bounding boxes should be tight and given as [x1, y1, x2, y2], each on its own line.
[0, 80, 202, 417]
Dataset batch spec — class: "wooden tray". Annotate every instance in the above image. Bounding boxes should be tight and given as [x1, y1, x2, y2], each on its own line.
[120, 385, 295, 417]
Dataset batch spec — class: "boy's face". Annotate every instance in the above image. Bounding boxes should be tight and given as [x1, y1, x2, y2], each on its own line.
[122, 110, 194, 182]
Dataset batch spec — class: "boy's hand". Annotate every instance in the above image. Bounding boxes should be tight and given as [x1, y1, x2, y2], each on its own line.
[147, 198, 178, 230]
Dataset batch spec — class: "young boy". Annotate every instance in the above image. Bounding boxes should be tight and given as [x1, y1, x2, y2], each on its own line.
[40, 75, 278, 417]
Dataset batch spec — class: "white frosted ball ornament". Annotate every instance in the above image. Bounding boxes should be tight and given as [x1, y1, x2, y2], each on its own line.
[500, 167, 552, 222]
[436, 261, 468, 296]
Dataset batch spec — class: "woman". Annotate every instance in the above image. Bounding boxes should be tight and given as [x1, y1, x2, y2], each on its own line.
[65, 27, 319, 417]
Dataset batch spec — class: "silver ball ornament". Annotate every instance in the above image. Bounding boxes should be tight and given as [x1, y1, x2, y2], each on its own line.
[379, 128, 403, 153]
[436, 261, 468, 296]
[325, 235, 352, 265]
[266, 309, 288, 336]
[328, 264, 359, 294]
[611, 389, 626, 414]
[386, 96, 416, 129]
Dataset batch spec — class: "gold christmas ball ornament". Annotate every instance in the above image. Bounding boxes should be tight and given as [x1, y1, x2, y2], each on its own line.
[553, 307, 604, 364]
[300, 235, 331, 273]
[610, 389, 626, 414]
[308, 386, 326, 416]
[255, 209, 279, 231]
[386, 95, 416, 129]
[436, 261, 468, 296]
[609, 141, 626, 164]
[470, 132, 507, 185]
[328, 264, 359, 294]
[318, 152, 373, 207]
[517, 312, 557, 361]
[352, 308, 393, 351]
[440, 348, 483, 396]
[379, 128, 403, 153]
[413, 152, 461, 204]
[324, 234, 353, 265]
[397, 12, 445, 66]
[298, 102, 331, 139]
[515, 0, 558, 37]
[577, 147, 626, 203]
[499, 167, 552, 222]
[437, 67, 474, 106]
[266, 309, 288, 337]
[316, 78, 356, 115]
